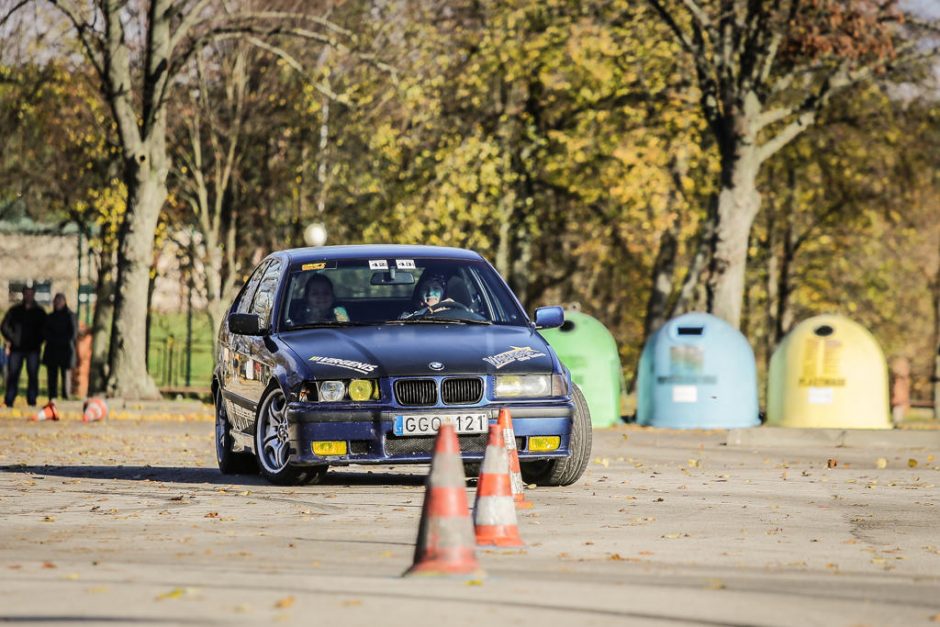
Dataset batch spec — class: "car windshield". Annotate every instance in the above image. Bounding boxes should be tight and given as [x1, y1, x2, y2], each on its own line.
[280, 257, 527, 329]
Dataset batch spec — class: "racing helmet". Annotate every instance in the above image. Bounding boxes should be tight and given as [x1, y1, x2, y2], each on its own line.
[417, 273, 447, 306]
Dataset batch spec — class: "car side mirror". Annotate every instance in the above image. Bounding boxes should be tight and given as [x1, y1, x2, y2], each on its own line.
[228, 312, 264, 336]
[534, 306, 564, 329]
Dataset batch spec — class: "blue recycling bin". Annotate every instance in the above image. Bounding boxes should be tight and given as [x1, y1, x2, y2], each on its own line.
[636, 312, 759, 429]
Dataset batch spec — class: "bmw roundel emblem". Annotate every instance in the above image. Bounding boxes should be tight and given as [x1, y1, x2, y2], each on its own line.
[428, 361, 444, 371]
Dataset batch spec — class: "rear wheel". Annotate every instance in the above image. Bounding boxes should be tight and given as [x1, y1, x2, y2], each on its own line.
[256, 387, 328, 485]
[520, 384, 592, 486]
[215, 394, 257, 475]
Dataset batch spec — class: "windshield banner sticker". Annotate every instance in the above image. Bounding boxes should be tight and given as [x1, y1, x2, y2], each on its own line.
[483, 346, 546, 369]
[369, 259, 388, 270]
[395, 259, 416, 269]
[309, 355, 378, 374]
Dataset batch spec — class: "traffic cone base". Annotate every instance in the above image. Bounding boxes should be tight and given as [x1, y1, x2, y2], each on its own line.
[83, 397, 108, 422]
[498, 409, 533, 509]
[31, 402, 59, 422]
[404, 424, 484, 578]
[474, 423, 525, 547]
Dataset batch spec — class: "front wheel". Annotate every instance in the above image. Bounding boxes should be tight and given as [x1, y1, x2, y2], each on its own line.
[255, 387, 328, 485]
[520, 384, 592, 486]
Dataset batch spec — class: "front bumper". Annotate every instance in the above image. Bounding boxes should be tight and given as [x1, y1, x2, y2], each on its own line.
[285, 402, 574, 465]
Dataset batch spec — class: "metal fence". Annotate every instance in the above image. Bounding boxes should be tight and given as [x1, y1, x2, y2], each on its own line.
[148, 336, 213, 392]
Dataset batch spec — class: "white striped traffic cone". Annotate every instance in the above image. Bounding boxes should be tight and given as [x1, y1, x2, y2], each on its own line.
[473, 422, 524, 547]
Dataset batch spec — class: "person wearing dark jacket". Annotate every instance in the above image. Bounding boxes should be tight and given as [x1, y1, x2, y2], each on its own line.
[1, 286, 47, 407]
[43, 293, 76, 401]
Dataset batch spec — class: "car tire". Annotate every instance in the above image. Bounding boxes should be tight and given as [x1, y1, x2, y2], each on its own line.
[520, 384, 593, 487]
[215, 394, 257, 475]
[255, 387, 328, 485]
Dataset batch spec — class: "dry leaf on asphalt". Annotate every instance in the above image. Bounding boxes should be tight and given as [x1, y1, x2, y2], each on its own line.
[876, 458, 888, 469]
[274, 596, 295, 609]
[908, 458, 918, 468]
[156, 588, 187, 601]
[827, 459, 838, 468]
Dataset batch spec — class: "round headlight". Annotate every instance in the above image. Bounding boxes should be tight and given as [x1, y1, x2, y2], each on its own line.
[348, 379, 376, 402]
[318, 380, 346, 402]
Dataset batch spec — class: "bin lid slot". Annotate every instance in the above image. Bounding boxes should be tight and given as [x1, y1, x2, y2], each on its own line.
[676, 326, 704, 336]
[813, 325, 834, 337]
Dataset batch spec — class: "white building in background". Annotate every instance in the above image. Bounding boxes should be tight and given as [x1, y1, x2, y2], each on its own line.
[0, 217, 199, 317]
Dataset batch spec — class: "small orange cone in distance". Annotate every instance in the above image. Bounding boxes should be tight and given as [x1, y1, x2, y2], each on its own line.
[497, 408, 533, 509]
[404, 423, 483, 578]
[474, 423, 524, 547]
[83, 398, 108, 422]
[31, 401, 60, 422]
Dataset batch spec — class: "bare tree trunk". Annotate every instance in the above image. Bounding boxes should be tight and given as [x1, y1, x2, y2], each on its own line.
[764, 196, 779, 369]
[932, 251, 940, 420]
[673, 198, 715, 315]
[644, 225, 679, 337]
[707, 133, 762, 328]
[107, 154, 166, 399]
[89, 251, 115, 394]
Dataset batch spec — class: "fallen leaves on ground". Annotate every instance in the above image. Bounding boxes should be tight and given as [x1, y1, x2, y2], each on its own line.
[274, 596, 295, 609]
[827, 459, 838, 468]
[156, 587, 195, 601]
[908, 458, 918, 468]
[876, 458, 888, 469]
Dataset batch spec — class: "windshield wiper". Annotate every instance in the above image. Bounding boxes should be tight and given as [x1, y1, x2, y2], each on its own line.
[392, 317, 492, 325]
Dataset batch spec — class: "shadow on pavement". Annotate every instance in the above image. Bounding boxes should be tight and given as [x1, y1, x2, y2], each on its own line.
[0, 464, 429, 487]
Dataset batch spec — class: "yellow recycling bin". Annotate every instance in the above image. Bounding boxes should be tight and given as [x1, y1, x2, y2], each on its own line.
[767, 314, 891, 429]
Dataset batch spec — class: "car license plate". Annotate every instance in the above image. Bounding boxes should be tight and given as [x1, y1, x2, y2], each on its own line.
[393, 413, 488, 436]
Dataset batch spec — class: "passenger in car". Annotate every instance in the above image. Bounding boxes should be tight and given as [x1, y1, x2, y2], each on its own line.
[299, 274, 349, 323]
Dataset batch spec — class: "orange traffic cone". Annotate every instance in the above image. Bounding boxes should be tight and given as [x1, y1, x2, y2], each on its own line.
[83, 397, 108, 422]
[497, 408, 533, 509]
[404, 423, 483, 577]
[31, 401, 60, 422]
[474, 423, 524, 547]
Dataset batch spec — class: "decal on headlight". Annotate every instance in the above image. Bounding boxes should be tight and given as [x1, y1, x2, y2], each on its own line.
[309, 355, 378, 374]
[483, 346, 547, 369]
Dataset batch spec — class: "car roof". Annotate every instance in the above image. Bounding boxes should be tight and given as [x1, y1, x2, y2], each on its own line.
[275, 244, 486, 265]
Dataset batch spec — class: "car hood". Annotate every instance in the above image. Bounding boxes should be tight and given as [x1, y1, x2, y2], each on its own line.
[277, 324, 557, 379]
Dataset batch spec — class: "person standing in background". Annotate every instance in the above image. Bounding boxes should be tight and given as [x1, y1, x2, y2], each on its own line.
[43, 293, 76, 402]
[1, 286, 47, 407]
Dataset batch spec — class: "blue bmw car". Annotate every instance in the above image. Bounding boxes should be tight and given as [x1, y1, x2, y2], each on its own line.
[213, 245, 592, 486]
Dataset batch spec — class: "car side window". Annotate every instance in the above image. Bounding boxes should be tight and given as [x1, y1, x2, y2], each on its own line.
[234, 261, 270, 315]
[250, 260, 281, 329]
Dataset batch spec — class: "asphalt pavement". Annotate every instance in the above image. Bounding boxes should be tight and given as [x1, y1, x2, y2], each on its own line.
[1, 417, 938, 626]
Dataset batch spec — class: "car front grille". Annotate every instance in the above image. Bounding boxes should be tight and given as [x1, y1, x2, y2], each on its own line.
[394, 379, 437, 406]
[384, 434, 525, 456]
[441, 378, 483, 405]
[385, 433, 489, 456]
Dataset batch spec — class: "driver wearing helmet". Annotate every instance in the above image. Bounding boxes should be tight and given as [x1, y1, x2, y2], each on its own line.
[400, 273, 461, 319]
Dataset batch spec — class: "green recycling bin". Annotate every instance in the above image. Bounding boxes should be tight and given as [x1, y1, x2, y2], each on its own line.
[541, 310, 622, 427]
